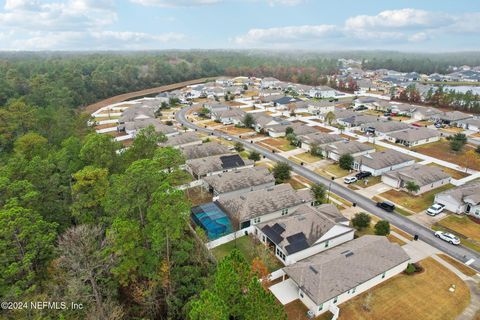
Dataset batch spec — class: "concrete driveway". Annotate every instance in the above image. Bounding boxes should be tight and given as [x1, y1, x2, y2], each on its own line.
[269, 278, 299, 305]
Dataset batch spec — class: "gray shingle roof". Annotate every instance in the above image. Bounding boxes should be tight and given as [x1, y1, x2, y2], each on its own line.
[299, 132, 344, 146]
[180, 142, 230, 160]
[324, 141, 375, 156]
[341, 115, 379, 126]
[355, 149, 415, 170]
[436, 111, 472, 122]
[361, 121, 410, 133]
[437, 181, 480, 205]
[124, 118, 177, 135]
[186, 154, 253, 177]
[217, 183, 308, 221]
[118, 105, 155, 123]
[383, 164, 450, 187]
[387, 127, 440, 142]
[159, 132, 201, 147]
[259, 204, 351, 254]
[284, 236, 409, 305]
[203, 167, 274, 194]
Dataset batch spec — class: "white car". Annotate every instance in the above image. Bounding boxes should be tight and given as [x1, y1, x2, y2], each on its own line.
[343, 176, 358, 184]
[435, 231, 461, 245]
[224, 136, 233, 141]
[426, 203, 445, 216]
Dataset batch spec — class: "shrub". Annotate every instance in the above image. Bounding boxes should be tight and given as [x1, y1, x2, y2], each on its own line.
[352, 212, 371, 231]
[374, 220, 390, 236]
[404, 263, 417, 275]
[339, 154, 354, 170]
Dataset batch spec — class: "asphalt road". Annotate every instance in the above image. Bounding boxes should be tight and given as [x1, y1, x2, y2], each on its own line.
[176, 106, 480, 272]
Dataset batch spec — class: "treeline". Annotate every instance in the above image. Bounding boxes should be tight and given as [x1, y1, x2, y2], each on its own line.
[397, 84, 480, 112]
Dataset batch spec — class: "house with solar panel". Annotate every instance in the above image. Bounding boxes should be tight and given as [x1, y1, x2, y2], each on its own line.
[269, 236, 409, 317]
[216, 183, 314, 229]
[255, 204, 354, 265]
[186, 154, 254, 179]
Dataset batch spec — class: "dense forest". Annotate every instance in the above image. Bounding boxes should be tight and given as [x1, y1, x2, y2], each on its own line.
[1, 50, 479, 319]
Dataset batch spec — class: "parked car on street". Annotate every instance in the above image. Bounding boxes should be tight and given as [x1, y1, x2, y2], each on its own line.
[376, 201, 395, 212]
[343, 176, 358, 184]
[434, 231, 461, 245]
[426, 203, 445, 216]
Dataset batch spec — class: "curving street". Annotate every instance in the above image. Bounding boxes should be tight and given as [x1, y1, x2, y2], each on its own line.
[176, 104, 480, 272]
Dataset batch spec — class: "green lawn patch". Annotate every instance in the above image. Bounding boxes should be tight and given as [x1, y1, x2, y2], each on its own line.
[295, 152, 323, 164]
[379, 184, 454, 213]
[315, 164, 351, 178]
[211, 235, 283, 272]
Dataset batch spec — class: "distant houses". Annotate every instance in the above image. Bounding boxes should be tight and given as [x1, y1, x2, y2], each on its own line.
[434, 182, 480, 217]
[186, 154, 254, 179]
[385, 127, 441, 147]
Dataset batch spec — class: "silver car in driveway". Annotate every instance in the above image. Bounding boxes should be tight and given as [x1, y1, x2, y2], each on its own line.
[435, 231, 461, 245]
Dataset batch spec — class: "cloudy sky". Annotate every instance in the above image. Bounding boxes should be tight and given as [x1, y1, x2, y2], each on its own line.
[0, 0, 478, 51]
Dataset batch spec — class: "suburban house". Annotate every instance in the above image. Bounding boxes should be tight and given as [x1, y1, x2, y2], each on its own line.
[273, 96, 303, 108]
[388, 103, 417, 116]
[353, 97, 382, 109]
[434, 182, 480, 217]
[121, 118, 178, 137]
[180, 142, 231, 160]
[353, 149, 416, 176]
[159, 132, 202, 148]
[261, 77, 281, 89]
[323, 141, 375, 161]
[318, 109, 357, 124]
[381, 164, 451, 195]
[337, 115, 379, 128]
[306, 100, 336, 115]
[360, 121, 410, 137]
[274, 236, 409, 317]
[308, 86, 336, 98]
[458, 118, 480, 132]
[266, 122, 318, 138]
[251, 113, 281, 132]
[186, 154, 254, 179]
[432, 111, 473, 125]
[210, 107, 246, 125]
[215, 77, 233, 86]
[256, 204, 353, 265]
[385, 127, 441, 147]
[216, 183, 314, 229]
[202, 167, 275, 200]
[299, 133, 344, 151]
[411, 106, 442, 121]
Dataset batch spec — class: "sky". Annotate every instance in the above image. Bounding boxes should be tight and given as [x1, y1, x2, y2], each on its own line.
[0, 0, 479, 51]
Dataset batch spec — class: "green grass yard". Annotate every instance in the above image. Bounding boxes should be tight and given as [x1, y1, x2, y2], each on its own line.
[211, 235, 284, 272]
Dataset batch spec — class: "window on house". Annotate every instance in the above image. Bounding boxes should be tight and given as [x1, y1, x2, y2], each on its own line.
[325, 241, 329, 248]
[352, 287, 356, 294]
[333, 296, 338, 303]
[318, 304, 323, 311]
[300, 292, 304, 298]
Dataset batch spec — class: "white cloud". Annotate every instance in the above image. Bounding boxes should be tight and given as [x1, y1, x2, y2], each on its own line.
[234, 24, 338, 46]
[267, 0, 305, 6]
[129, 0, 222, 7]
[345, 8, 451, 30]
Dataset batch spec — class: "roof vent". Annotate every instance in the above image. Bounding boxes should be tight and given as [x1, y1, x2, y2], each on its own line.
[309, 266, 318, 274]
[345, 251, 354, 258]
[240, 196, 246, 200]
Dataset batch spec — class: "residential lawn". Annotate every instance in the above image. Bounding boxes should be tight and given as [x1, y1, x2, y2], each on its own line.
[387, 234, 407, 246]
[295, 152, 323, 163]
[427, 163, 470, 180]
[239, 150, 250, 159]
[211, 235, 283, 272]
[284, 299, 333, 320]
[337, 258, 470, 320]
[353, 176, 382, 188]
[95, 123, 118, 130]
[391, 116, 411, 121]
[363, 142, 388, 152]
[185, 186, 213, 206]
[218, 125, 255, 135]
[258, 138, 296, 152]
[240, 106, 256, 111]
[327, 192, 352, 207]
[440, 127, 466, 134]
[225, 101, 246, 107]
[413, 120, 434, 127]
[413, 139, 480, 171]
[287, 177, 308, 190]
[94, 116, 120, 121]
[436, 215, 480, 242]
[197, 120, 223, 127]
[315, 164, 351, 178]
[294, 175, 315, 187]
[379, 184, 454, 213]
[312, 126, 333, 133]
[391, 226, 414, 241]
[437, 254, 478, 277]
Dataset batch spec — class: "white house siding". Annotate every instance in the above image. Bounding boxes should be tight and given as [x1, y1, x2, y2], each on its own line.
[285, 228, 355, 265]
[354, 159, 415, 177]
[434, 194, 464, 214]
[327, 149, 374, 162]
[311, 260, 409, 316]
[308, 105, 335, 115]
[212, 181, 276, 201]
[244, 203, 308, 228]
[268, 131, 286, 138]
[385, 135, 440, 147]
[187, 163, 254, 180]
[381, 175, 401, 188]
[415, 178, 451, 195]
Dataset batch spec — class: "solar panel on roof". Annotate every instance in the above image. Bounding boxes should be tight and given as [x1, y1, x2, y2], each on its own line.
[261, 225, 284, 244]
[286, 232, 307, 243]
[271, 223, 285, 234]
[285, 239, 309, 254]
[220, 155, 245, 169]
